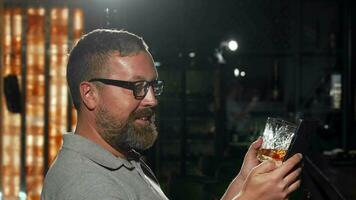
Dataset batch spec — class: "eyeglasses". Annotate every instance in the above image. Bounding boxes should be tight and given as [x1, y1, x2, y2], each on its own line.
[88, 78, 164, 100]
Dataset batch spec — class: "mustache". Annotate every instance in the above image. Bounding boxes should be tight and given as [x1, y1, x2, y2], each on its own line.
[132, 107, 156, 119]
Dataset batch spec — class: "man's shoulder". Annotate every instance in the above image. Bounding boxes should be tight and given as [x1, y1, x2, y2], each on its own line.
[42, 147, 138, 199]
[41, 149, 83, 188]
[45, 146, 91, 176]
[41, 170, 130, 200]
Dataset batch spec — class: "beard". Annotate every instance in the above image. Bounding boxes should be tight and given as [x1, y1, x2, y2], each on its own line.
[95, 105, 158, 152]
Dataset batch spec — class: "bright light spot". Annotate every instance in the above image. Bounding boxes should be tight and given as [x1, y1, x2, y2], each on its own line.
[228, 40, 238, 51]
[39, 8, 45, 16]
[62, 8, 69, 20]
[234, 68, 240, 77]
[324, 124, 329, 129]
[240, 71, 246, 77]
[189, 52, 196, 58]
[19, 191, 26, 200]
[73, 9, 83, 31]
[51, 9, 58, 20]
[28, 8, 35, 15]
[154, 62, 161, 67]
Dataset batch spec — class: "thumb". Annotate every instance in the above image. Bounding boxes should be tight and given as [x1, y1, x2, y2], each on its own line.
[245, 137, 263, 158]
[251, 137, 263, 150]
[252, 160, 276, 175]
[248, 137, 263, 156]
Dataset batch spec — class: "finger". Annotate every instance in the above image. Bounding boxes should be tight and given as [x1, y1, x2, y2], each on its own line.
[287, 179, 301, 193]
[284, 167, 302, 185]
[253, 160, 277, 174]
[245, 137, 263, 158]
[251, 137, 263, 150]
[275, 154, 302, 176]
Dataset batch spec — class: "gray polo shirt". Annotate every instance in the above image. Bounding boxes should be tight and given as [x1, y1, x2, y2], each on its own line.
[41, 133, 169, 200]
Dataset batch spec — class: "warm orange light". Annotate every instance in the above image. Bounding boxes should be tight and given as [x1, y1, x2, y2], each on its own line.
[48, 7, 69, 165]
[1, 8, 22, 200]
[1, 7, 84, 199]
[26, 7, 46, 200]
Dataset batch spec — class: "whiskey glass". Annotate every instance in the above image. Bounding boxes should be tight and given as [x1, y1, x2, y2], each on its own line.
[257, 117, 296, 163]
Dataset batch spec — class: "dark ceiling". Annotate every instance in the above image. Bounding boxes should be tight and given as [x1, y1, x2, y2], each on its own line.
[83, 0, 341, 63]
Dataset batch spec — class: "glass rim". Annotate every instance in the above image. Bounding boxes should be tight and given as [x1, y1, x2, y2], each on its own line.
[266, 117, 297, 128]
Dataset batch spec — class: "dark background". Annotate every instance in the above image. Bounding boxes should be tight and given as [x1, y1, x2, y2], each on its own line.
[2, 0, 356, 199]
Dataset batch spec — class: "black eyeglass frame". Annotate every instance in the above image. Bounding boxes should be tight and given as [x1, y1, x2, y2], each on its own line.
[88, 78, 163, 100]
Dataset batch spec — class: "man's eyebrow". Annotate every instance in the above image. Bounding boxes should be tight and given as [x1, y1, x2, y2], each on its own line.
[132, 75, 145, 80]
[131, 75, 157, 81]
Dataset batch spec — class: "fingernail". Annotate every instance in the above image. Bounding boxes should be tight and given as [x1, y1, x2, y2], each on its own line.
[298, 153, 303, 159]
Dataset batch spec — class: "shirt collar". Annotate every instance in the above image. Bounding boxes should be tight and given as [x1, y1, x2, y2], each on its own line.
[62, 133, 135, 170]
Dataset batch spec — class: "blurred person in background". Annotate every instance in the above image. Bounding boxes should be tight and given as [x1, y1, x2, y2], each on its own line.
[226, 83, 259, 142]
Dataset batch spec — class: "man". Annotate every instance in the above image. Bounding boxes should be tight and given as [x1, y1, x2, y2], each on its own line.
[41, 29, 302, 200]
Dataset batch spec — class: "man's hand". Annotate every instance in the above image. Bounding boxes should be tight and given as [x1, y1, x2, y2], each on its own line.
[221, 138, 302, 200]
[238, 137, 263, 181]
[236, 153, 303, 200]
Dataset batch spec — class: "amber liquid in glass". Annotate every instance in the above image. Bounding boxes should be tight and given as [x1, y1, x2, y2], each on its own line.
[257, 148, 287, 162]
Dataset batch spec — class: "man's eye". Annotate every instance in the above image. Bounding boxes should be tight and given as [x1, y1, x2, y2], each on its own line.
[134, 82, 146, 89]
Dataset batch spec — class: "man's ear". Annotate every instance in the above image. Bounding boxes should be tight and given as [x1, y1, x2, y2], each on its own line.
[79, 82, 99, 110]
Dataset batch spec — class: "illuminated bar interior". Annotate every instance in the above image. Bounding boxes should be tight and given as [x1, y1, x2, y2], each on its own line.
[0, 0, 355, 199]
[1, 3, 83, 200]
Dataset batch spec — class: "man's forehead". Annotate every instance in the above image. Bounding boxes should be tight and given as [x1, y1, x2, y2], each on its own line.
[106, 51, 157, 80]
[108, 51, 153, 65]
